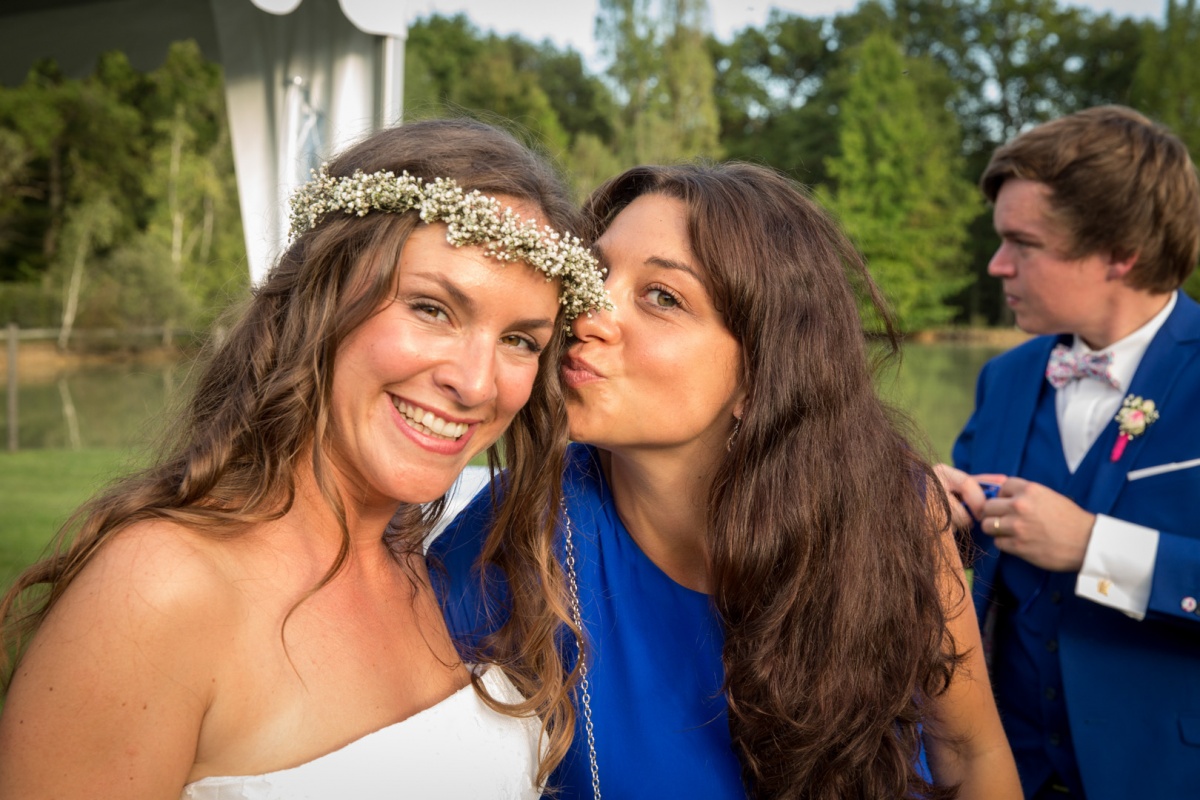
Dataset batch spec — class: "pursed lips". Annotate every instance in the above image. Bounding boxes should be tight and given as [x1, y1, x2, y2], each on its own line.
[391, 397, 471, 440]
[561, 353, 603, 386]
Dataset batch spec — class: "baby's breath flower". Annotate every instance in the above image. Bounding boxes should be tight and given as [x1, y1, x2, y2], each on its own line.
[289, 167, 611, 321]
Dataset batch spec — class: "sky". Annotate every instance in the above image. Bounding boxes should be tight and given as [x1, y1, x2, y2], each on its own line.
[403, 0, 1166, 68]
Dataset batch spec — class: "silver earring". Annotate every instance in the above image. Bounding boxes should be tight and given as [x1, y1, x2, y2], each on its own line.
[726, 416, 741, 452]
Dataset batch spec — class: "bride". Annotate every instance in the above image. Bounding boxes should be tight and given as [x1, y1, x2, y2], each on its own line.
[0, 119, 607, 799]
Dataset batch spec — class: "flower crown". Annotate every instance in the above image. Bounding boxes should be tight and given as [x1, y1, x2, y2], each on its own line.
[289, 167, 610, 321]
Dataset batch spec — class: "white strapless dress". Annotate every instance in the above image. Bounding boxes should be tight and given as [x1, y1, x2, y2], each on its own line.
[181, 669, 541, 800]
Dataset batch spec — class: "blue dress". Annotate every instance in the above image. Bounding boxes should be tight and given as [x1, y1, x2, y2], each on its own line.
[430, 444, 746, 798]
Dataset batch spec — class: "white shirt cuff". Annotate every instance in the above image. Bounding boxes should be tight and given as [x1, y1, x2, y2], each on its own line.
[1076, 515, 1159, 620]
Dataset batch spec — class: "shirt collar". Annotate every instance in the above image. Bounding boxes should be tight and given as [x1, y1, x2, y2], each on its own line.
[1071, 292, 1176, 392]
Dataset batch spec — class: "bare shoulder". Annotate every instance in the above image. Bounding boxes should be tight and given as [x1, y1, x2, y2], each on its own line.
[0, 519, 242, 798]
[53, 518, 243, 643]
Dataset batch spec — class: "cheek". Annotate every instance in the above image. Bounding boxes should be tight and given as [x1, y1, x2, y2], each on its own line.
[493, 361, 542, 421]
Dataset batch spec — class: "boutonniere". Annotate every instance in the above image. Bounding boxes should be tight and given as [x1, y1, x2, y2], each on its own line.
[1111, 395, 1159, 462]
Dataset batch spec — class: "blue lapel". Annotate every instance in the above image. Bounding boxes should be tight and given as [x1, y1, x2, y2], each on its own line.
[976, 336, 1064, 477]
[1079, 292, 1200, 514]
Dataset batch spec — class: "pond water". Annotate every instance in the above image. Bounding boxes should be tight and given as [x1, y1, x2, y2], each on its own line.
[3, 361, 193, 453]
[877, 341, 1008, 460]
[2, 342, 1008, 461]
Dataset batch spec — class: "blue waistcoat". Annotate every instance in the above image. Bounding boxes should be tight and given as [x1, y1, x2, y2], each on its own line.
[990, 379, 1096, 797]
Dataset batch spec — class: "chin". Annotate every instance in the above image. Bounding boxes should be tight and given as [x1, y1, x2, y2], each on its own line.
[1012, 314, 1048, 336]
[566, 425, 604, 448]
[565, 415, 591, 444]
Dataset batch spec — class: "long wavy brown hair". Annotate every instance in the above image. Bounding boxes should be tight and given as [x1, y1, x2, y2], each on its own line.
[0, 118, 579, 783]
[583, 163, 963, 799]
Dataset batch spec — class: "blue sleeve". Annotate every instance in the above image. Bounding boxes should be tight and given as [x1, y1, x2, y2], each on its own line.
[427, 479, 511, 652]
[1148, 532, 1200, 628]
[951, 358, 990, 476]
[951, 360, 993, 564]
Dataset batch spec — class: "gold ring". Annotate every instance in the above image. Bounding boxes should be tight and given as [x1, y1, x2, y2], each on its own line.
[993, 517, 1001, 533]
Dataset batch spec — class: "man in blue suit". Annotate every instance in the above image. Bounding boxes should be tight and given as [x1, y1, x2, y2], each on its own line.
[940, 106, 1200, 800]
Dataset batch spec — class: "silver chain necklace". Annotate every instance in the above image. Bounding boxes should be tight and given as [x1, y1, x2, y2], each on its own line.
[561, 500, 602, 800]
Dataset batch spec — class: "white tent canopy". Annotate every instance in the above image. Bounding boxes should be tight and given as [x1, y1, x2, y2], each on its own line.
[0, 0, 407, 284]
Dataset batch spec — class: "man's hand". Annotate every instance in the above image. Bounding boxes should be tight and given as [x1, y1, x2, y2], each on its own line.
[982, 477, 1096, 572]
[934, 464, 1006, 531]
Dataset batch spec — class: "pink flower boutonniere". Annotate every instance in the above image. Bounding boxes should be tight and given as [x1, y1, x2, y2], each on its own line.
[1111, 395, 1159, 462]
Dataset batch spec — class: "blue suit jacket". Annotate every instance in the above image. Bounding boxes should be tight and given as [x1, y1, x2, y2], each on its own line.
[952, 291, 1200, 800]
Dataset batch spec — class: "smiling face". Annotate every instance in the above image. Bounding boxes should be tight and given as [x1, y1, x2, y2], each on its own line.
[989, 178, 1132, 348]
[562, 193, 744, 461]
[329, 222, 559, 508]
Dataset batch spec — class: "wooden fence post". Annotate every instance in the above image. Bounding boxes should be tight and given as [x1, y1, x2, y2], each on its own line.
[7, 322, 17, 452]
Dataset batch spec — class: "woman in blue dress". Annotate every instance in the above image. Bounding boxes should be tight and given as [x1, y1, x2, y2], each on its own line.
[431, 163, 1020, 799]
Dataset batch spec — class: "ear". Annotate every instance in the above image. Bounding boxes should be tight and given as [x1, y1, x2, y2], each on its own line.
[732, 390, 747, 421]
[1106, 249, 1139, 282]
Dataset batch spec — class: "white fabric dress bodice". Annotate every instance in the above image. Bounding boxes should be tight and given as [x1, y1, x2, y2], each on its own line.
[181, 668, 541, 800]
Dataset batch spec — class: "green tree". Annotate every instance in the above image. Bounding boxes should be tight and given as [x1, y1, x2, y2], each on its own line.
[822, 32, 977, 332]
[0, 45, 247, 335]
[127, 41, 247, 332]
[1133, 0, 1200, 299]
[1132, 0, 1200, 155]
[0, 62, 73, 284]
[404, 14, 619, 197]
[24, 55, 145, 345]
[711, 10, 837, 180]
[661, 0, 720, 161]
[596, 0, 721, 165]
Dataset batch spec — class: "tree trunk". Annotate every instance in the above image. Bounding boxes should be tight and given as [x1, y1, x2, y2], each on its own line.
[170, 104, 185, 279]
[58, 230, 87, 351]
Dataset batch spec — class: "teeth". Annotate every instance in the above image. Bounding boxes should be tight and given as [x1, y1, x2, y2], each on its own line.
[393, 399, 468, 440]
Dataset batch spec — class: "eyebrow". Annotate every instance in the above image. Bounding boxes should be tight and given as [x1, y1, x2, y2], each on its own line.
[592, 244, 703, 284]
[996, 224, 1040, 243]
[410, 271, 555, 331]
[646, 255, 703, 283]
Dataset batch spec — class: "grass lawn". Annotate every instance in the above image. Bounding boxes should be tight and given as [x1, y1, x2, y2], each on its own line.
[0, 447, 493, 594]
[0, 448, 140, 592]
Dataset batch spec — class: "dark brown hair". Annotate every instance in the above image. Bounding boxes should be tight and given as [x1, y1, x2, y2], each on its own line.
[583, 163, 960, 799]
[981, 105, 1200, 292]
[0, 118, 578, 783]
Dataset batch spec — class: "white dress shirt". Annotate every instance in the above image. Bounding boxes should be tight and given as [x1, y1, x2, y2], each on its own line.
[1058, 293, 1175, 620]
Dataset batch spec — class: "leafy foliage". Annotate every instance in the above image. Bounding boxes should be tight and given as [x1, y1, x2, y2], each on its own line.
[0, 42, 246, 338]
[822, 32, 978, 332]
[594, 0, 721, 165]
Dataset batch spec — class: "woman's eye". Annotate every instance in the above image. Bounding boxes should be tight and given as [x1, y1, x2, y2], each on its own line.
[500, 333, 542, 354]
[646, 287, 680, 308]
[414, 302, 449, 322]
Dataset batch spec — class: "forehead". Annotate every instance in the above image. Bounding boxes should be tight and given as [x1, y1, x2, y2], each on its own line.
[400, 223, 559, 303]
[599, 194, 693, 257]
[994, 179, 1056, 229]
[494, 194, 547, 230]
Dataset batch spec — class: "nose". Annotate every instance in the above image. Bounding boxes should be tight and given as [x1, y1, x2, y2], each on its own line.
[570, 302, 620, 344]
[988, 242, 1015, 278]
[434, 335, 498, 408]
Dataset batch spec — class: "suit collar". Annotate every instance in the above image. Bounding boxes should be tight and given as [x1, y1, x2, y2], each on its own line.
[980, 336, 1064, 477]
[1160, 289, 1200, 342]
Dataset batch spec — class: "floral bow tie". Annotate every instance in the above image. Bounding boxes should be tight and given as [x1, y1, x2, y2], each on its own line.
[1045, 343, 1118, 390]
